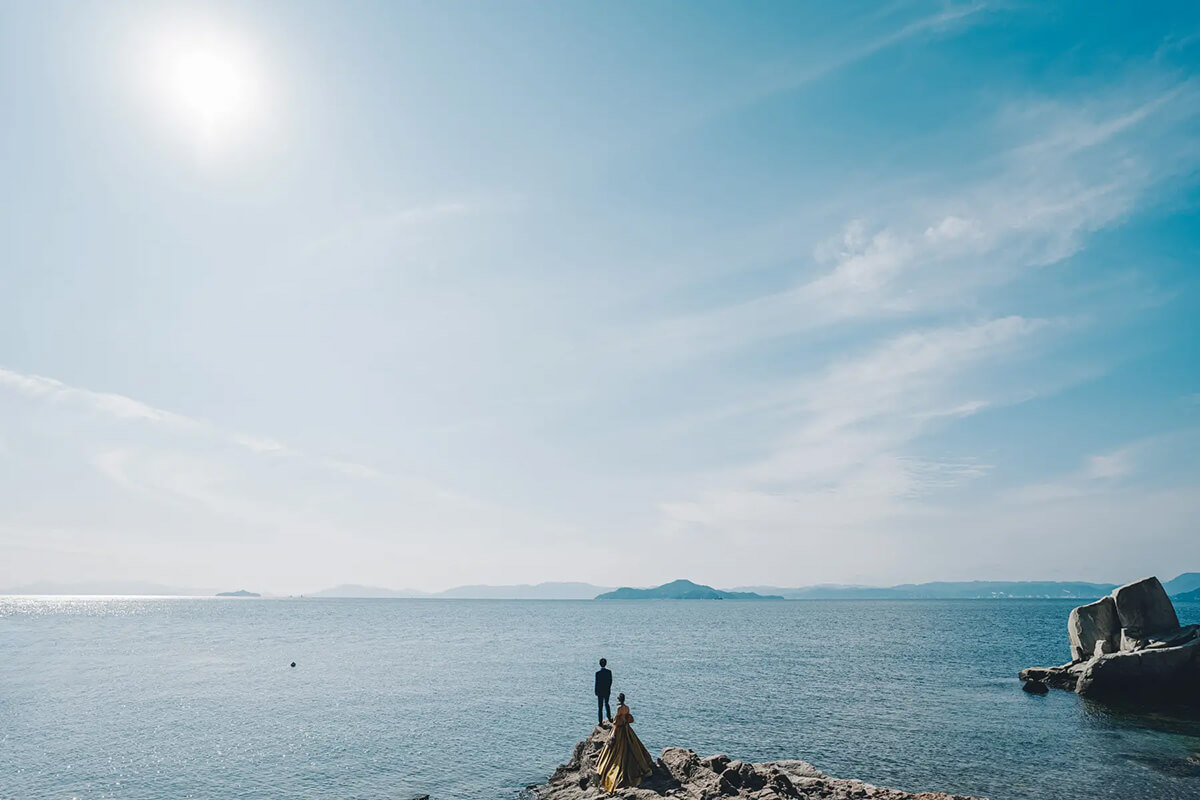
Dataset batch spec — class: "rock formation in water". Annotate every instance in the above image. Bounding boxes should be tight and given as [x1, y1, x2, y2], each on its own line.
[531, 725, 982, 800]
[1019, 576, 1200, 700]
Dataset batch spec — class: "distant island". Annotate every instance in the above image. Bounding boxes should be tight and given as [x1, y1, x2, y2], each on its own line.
[1175, 587, 1200, 602]
[215, 589, 260, 597]
[595, 579, 783, 601]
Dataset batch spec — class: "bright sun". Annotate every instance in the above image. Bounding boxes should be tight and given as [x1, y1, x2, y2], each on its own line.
[169, 47, 248, 131]
[141, 25, 268, 154]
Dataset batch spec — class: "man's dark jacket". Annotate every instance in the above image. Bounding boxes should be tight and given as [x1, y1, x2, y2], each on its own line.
[594, 667, 612, 696]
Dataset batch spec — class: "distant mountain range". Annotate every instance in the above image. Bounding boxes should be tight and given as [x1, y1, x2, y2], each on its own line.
[216, 589, 261, 597]
[1166, 573, 1200, 596]
[736, 573, 1200, 600]
[733, 581, 1119, 599]
[596, 579, 782, 601]
[1172, 586, 1200, 603]
[8, 573, 1198, 600]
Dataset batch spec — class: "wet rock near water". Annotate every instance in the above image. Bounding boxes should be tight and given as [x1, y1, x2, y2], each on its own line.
[1020, 576, 1200, 701]
[530, 725, 983, 800]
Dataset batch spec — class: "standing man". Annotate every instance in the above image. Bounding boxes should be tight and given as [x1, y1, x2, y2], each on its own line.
[595, 658, 613, 724]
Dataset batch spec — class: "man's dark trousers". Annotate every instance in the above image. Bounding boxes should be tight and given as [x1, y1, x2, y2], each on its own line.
[595, 666, 613, 723]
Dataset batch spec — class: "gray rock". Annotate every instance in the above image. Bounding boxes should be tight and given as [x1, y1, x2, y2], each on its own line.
[1075, 637, 1200, 699]
[659, 748, 718, 796]
[658, 747, 701, 781]
[1018, 663, 1080, 692]
[1144, 624, 1200, 649]
[1021, 680, 1049, 694]
[1119, 627, 1147, 653]
[1068, 596, 1118, 662]
[1112, 577, 1179, 639]
[766, 760, 824, 780]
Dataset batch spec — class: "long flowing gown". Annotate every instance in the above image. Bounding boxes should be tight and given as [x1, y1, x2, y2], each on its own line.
[594, 703, 654, 793]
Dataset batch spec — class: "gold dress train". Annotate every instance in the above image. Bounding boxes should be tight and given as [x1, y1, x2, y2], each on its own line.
[594, 704, 654, 793]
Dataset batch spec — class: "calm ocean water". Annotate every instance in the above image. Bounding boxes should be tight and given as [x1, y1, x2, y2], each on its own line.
[2, 597, 1199, 800]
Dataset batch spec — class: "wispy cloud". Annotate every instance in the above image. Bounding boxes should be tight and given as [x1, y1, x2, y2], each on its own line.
[632, 2, 989, 152]
[303, 198, 487, 269]
[1006, 429, 1200, 505]
[614, 79, 1200, 366]
[729, 2, 988, 115]
[0, 367, 296, 459]
[659, 316, 1047, 540]
[0, 364, 591, 590]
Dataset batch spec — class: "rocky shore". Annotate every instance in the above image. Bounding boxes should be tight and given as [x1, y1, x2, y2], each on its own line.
[530, 725, 982, 800]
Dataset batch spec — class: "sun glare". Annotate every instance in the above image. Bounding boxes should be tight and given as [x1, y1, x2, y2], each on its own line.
[139, 25, 269, 155]
[169, 47, 246, 130]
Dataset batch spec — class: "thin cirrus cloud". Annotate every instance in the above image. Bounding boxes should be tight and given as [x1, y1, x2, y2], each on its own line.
[0, 365, 579, 580]
[2, 373, 613, 594]
[657, 316, 1048, 536]
[615, 78, 1200, 368]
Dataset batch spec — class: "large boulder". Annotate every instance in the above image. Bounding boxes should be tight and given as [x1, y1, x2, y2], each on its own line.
[1112, 577, 1179, 646]
[1068, 596, 1119, 662]
[1075, 637, 1200, 700]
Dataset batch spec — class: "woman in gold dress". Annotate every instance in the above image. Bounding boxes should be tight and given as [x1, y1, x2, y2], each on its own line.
[594, 693, 654, 793]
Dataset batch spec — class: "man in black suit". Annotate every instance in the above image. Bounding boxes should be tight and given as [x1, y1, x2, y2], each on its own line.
[595, 658, 613, 724]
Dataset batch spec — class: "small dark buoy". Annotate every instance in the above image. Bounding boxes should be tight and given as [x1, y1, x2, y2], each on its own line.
[290, 662, 296, 668]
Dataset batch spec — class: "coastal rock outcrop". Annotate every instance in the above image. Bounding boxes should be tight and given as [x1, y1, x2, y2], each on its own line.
[531, 725, 983, 800]
[1020, 576, 1200, 700]
[1112, 577, 1180, 648]
[1067, 596, 1118, 661]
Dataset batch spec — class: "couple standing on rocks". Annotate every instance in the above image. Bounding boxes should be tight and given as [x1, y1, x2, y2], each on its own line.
[592, 657, 655, 793]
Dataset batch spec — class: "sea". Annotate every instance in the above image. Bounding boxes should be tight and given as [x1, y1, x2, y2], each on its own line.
[2, 597, 1199, 800]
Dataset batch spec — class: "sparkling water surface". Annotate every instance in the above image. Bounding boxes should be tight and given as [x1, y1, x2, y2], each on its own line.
[2, 597, 1199, 800]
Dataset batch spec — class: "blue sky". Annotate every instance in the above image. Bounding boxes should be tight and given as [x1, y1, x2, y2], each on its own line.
[2, 1, 1199, 593]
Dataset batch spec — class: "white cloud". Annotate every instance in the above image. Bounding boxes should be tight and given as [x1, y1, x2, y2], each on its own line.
[617, 79, 1200, 365]
[1007, 431, 1200, 506]
[658, 317, 1046, 546]
[1086, 452, 1134, 481]
[0, 366, 589, 592]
